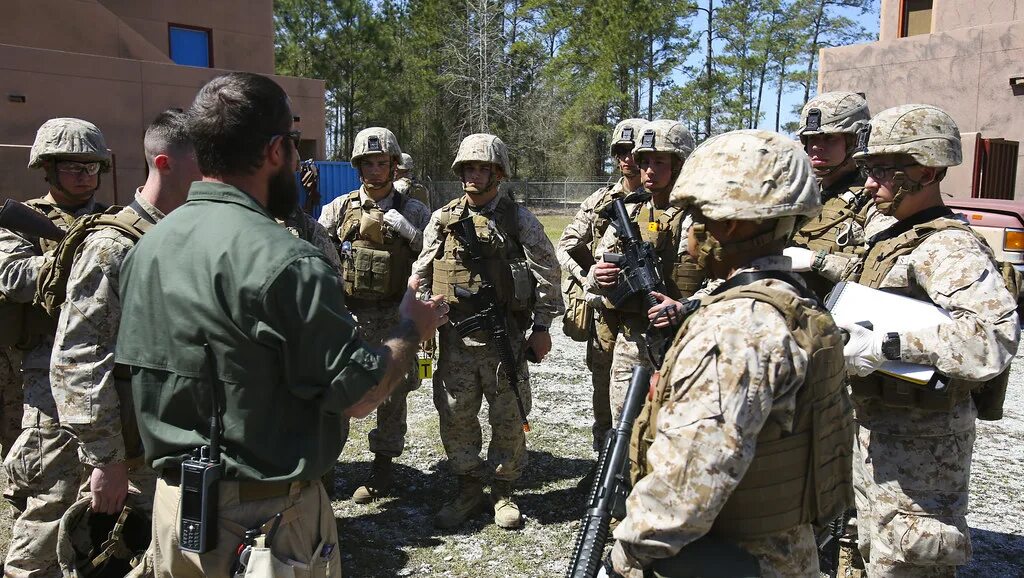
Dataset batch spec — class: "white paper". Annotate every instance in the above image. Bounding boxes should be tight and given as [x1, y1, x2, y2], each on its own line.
[827, 281, 952, 384]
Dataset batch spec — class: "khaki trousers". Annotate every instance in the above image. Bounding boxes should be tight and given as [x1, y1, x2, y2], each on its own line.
[148, 477, 341, 578]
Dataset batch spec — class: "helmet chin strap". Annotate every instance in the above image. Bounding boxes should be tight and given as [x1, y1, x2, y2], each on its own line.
[876, 171, 924, 216]
[462, 170, 499, 195]
[45, 165, 98, 204]
[811, 149, 856, 180]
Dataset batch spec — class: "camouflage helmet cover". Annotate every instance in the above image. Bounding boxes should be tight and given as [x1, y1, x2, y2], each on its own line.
[798, 91, 870, 141]
[671, 129, 821, 222]
[351, 127, 402, 164]
[451, 133, 511, 177]
[632, 120, 696, 161]
[610, 118, 648, 155]
[398, 152, 414, 171]
[28, 118, 111, 170]
[853, 104, 962, 168]
[57, 496, 151, 577]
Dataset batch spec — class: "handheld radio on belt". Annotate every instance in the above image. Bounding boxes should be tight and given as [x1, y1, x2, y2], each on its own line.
[179, 343, 226, 554]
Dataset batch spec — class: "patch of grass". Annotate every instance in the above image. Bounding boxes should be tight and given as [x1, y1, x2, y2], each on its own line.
[536, 214, 574, 246]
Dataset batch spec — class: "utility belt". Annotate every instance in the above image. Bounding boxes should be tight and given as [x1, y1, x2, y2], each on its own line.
[162, 468, 309, 503]
[850, 373, 972, 411]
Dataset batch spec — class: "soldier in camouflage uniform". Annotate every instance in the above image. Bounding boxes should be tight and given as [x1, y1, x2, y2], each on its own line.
[610, 129, 854, 578]
[413, 134, 563, 530]
[0, 348, 23, 458]
[783, 91, 897, 300]
[589, 120, 704, 416]
[394, 152, 432, 209]
[835, 105, 1020, 577]
[556, 118, 645, 486]
[45, 112, 198, 578]
[319, 128, 430, 503]
[0, 118, 113, 578]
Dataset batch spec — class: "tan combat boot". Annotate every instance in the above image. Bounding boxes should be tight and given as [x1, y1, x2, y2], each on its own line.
[492, 480, 523, 530]
[352, 455, 394, 504]
[435, 476, 485, 529]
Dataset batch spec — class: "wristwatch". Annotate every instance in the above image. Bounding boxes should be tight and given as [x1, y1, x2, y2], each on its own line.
[881, 332, 901, 361]
[811, 250, 828, 272]
[531, 324, 549, 333]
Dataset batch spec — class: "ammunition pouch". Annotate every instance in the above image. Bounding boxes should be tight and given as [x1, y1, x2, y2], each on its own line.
[850, 373, 972, 411]
[0, 298, 55, 350]
[972, 368, 1009, 421]
[561, 276, 592, 342]
[343, 244, 407, 300]
[0, 298, 24, 348]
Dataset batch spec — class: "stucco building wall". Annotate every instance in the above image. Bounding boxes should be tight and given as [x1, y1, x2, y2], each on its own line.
[0, 0, 323, 205]
[821, 1, 1024, 198]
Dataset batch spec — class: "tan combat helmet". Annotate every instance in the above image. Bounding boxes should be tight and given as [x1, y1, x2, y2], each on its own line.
[28, 118, 111, 170]
[853, 104, 962, 168]
[798, 91, 870, 143]
[632, 120, 696, 162]
[57, 496, 151, 577]
[610, 118, 648, 156]
[672, 129, 821, 229]
[451, 133, 511, 177]
[398, 152, 414, 171]
[351, 127, 402, 165]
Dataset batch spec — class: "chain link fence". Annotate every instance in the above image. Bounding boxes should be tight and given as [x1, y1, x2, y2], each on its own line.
[425, 176, 615, 212]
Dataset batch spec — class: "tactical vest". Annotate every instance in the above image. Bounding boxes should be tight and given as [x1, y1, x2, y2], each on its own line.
[791, 187, 869, 255]
[336, 190, 416, 301]
[431, 195, 535, 326]
[0, 198, 103, 349]
[853, 217, 1012, 416]
[562, 186, 627, 344]
[35, 205, 153, 317]
[631, 280, 853, 539]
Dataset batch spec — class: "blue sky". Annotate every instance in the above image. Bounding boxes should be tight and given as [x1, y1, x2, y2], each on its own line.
[670, 2, 881, 135]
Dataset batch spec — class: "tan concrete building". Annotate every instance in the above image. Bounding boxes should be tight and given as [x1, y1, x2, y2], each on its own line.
[0, 0, 325, 205]
[819, 0, 1024, 199]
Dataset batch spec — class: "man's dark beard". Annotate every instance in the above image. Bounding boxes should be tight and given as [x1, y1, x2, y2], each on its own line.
[267, 163, 299, 219]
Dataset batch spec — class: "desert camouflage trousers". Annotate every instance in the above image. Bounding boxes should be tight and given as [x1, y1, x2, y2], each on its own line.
[586, 314, 615, 453]
[853, 404, 975, 577]
[432, 328, 531, 482]
[608, 325, 660, 418]
[351, 302, 419, 457]
[146, 477, 340, 577]
[0, 347, 23, 459]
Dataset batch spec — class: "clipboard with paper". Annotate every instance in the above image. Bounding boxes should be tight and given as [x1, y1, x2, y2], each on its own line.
[825, 281, 953, 384]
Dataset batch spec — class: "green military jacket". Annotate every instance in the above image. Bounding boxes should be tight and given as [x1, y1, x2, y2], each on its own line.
[116, 182, 386, 482]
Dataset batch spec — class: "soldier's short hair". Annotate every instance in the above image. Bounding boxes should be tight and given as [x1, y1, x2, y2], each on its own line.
[144, 109, 193, 170]
[187, 72, 292, 177]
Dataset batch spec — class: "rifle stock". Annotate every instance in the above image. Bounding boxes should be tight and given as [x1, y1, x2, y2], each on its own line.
[566, 365, 651, 578]
[0, 199, 65, 242]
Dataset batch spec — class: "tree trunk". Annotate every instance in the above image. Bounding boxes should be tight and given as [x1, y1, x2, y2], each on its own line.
[802, 0, 826, 104]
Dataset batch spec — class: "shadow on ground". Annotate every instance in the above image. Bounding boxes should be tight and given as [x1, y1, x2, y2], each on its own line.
[332, 449, 591, 576]
[961, 527, 1024, 577]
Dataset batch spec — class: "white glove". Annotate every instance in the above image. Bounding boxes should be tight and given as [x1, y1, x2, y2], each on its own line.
[839, 321, 886, 377]
[384, 209, 418, 241]
[783, 247, 815, 272]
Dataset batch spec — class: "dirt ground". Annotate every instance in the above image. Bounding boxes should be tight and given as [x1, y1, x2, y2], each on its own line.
[1, 325, 1022, 577]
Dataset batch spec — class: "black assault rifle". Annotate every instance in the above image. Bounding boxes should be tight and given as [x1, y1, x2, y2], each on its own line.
[601, 194, 676, 366]
[0, 199, 66, 243]
[566, 365, 650, 578]
[449, 217, 531, 433]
